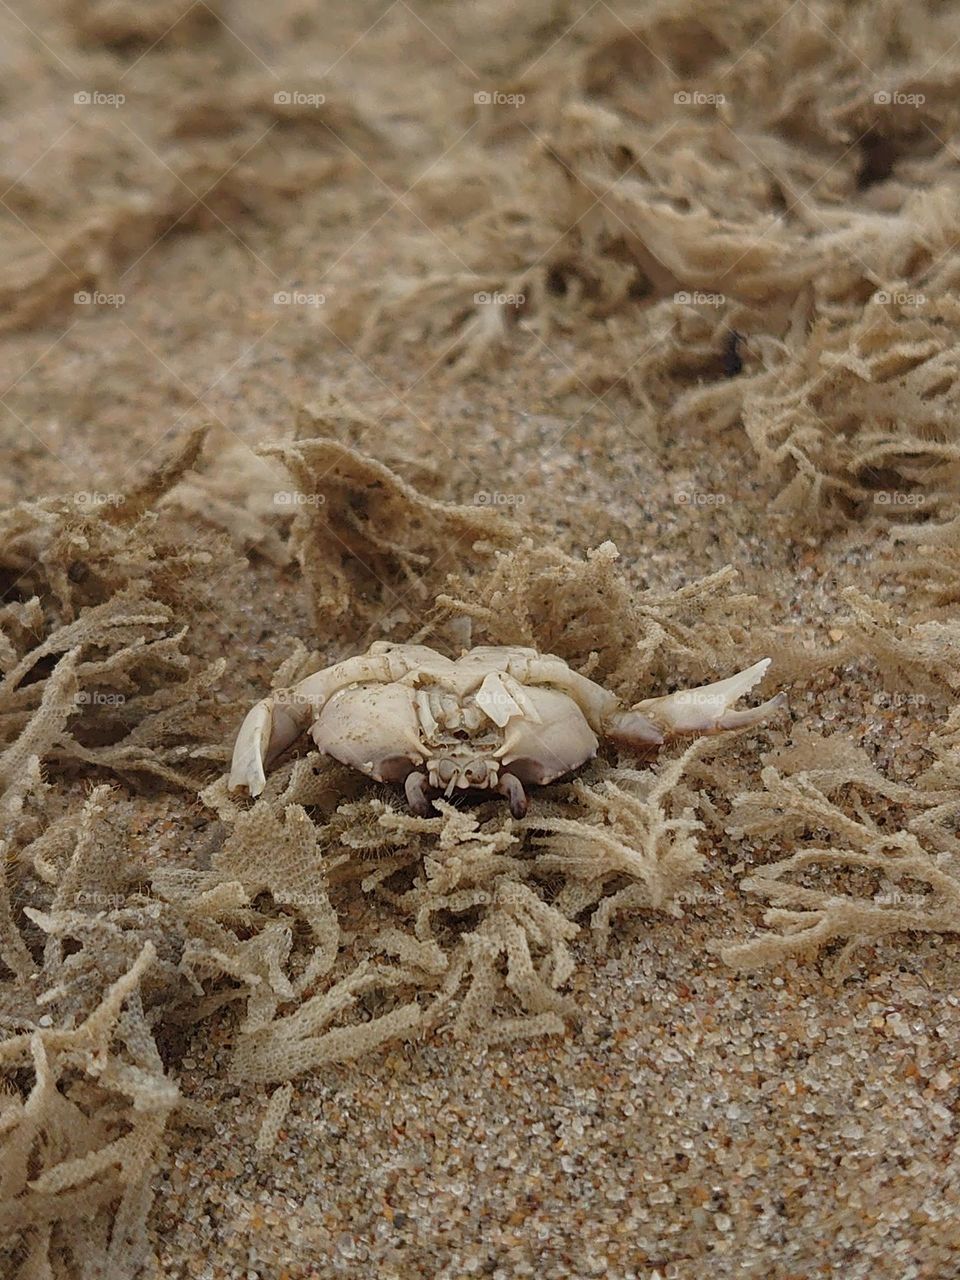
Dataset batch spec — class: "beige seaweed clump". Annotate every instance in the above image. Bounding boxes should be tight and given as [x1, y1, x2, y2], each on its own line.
[713, 519, 960, 975]
[0, 425, 214, 620]
[201, 738, 711, 1081]
[0, 433, 239, 1276]
[434, 538, 762, 697]
[0, 944, 191, 1280]
[1, 409, 732, 1274]
[0, 24, 397, 337]
[14, 391, 960, 1273]
[531, 745, 709, 953]
[838, 588, 960, 700]
[259, 435, 517, 640]
[719, 728, 960, 974]
[348, 0, 960, 523]
[0, 431, 232, 793]
[881, 510, 960, 609]
[21, 404, 960, 1270]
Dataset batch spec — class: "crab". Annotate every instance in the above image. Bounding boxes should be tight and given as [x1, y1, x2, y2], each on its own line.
[228, 642, 786, 818]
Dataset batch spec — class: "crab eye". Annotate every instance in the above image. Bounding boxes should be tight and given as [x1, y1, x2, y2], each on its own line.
[464, 760, 486, 784]
[437, 758, 456, 784]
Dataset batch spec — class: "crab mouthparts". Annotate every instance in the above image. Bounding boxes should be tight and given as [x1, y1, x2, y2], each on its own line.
[427, 756, 497, 795]
[405, 763, 527, 819]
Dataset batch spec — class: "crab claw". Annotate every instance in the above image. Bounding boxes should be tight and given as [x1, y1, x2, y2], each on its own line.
[497, 772, 528, 819]
[624, 660, 788, 742]
[229, 649, 413, 797]
[228, 696, 307, 796]
[603, 709, 664, 751]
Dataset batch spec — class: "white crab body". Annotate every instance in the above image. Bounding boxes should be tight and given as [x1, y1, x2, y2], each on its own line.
[312, 667, 598, 791]
[229, 642, 786, 817]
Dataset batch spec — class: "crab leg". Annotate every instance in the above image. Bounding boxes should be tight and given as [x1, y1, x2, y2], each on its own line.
[605, 658, 786, 749]
[508, 653, 620, 730]
[404, 770, 432, 816]
[229, 650, 407, 796]
[497, 772, 528, 819]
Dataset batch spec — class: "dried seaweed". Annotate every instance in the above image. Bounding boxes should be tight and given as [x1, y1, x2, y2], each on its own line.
[202, 735, 711, 1079]
[347, 0, 960, 523]
[531, 744, 709, 951]
[0, 31, 395, 336]
[433, 538, 763, 697]
[0, 411, 737, 1272]
[0, 945, 195, 1280]
[260, 435, 516, 639]
[720, 729, 960, 973]
[4, 1, 960, 1271]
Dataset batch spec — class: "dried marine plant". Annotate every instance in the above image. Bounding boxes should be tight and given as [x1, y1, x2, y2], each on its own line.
[0, 17, 399, 336]
[839, 588, 960, 699]
[433, 537, 764, 696]
[201, 740, 713, 1081]
[0, 432, 239, 1276]
[346, 0, 960, 522]
[260, 435, 517, 638]
[720, 729, 960, 973]
[0, 433, 233, 793]
[0, 946, 194, 1280]
[531, 744, 709, 952]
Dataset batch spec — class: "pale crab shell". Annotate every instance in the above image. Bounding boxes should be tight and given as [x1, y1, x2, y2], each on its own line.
[310, 679, 599, 786]
[228, 641, 786, 817]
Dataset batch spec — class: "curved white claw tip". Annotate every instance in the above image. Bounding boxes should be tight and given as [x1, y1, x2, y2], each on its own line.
[228, 701, 274, 796]
[631, 658, 784, 737]
[228, 751, 266, 797]
[719, 688, 788, 731]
